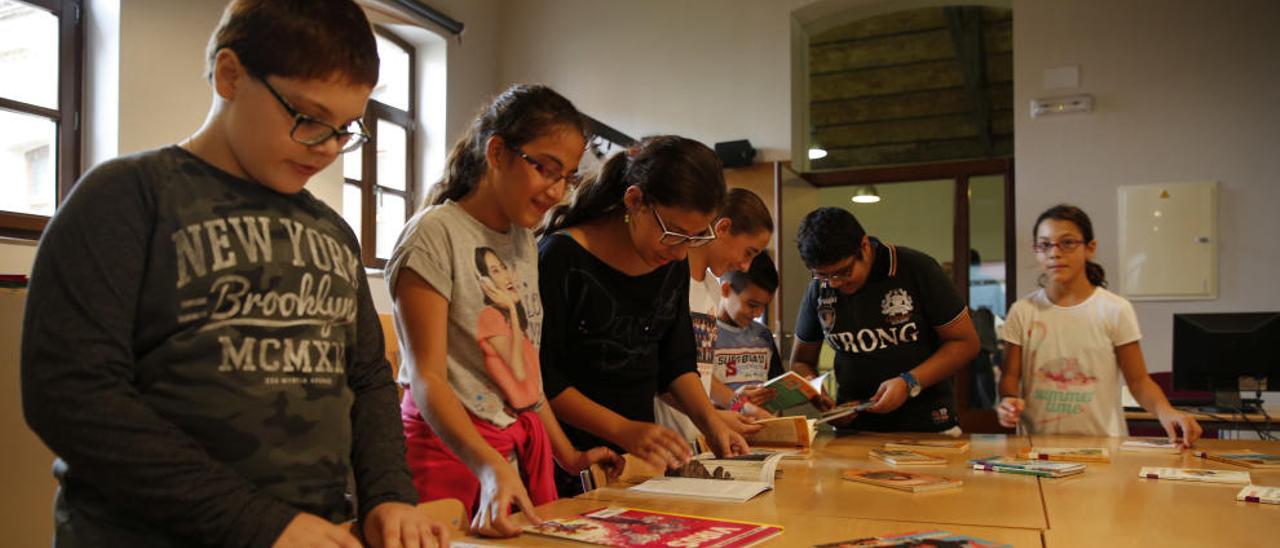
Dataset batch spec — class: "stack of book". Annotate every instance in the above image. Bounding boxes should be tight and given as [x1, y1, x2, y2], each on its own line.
[1137, 467, 1251, 484]
[970, 456, 1085, 478]
[1017, 447, 1110, 462]
[841, 469, 963, 493]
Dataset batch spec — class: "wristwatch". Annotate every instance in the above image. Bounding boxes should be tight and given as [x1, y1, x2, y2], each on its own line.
[899, 372, 922, 398]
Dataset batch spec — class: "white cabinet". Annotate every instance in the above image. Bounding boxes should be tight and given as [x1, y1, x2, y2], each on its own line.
[1117, 182, 1217, 300]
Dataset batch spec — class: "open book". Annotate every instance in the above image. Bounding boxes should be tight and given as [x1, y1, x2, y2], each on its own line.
[524, 506, 783, 547]
[627, 452, 787, 502]
[759, 371, 822, 414]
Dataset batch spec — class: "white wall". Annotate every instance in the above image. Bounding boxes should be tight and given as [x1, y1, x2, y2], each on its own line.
[496, 0, 813, 160]
[1013, 0, 1280, 374]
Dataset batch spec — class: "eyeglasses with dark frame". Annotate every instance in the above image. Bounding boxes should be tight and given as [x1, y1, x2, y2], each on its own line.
[1033, 239, 1086, 253]
[507, 144, 583, 190]
[648, 204, 717, 248]
[811, 255, 857, 284]
[255, 74, 370, 153]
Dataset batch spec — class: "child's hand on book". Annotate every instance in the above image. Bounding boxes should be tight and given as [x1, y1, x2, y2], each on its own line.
[717, 409, 764, 435]
[1157, 408, 1203, 447]
[563, 446, 626, 478]
[619, 420, 693, 470]
[997, 397, 1025, 428]
[274, 512, 361, 548]
[362, 501, 451, 548]
[473, 461, 542, 537]
[736, 385, 777, 406]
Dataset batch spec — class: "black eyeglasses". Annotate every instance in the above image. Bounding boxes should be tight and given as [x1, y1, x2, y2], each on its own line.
[508, 145, 582, 190]
[256, 75, 369, 153]
[1033, 239, 1086, 253]
[649, 205, 716, 248]
[811, 256, 857, 284]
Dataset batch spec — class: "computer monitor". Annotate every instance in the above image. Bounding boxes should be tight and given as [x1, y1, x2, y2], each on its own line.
[1173, 312, 1280, 411]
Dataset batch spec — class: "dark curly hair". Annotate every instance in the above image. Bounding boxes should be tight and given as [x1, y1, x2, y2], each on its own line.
[796, 207, 866, 268]
[723, 251, 779, 295]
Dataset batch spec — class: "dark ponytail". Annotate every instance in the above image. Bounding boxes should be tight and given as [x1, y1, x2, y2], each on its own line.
[720, 187, 773, 235]
[538, 135, 726, 236]
[427, 84, 586, 206]
[1033, 204, 1107, 288]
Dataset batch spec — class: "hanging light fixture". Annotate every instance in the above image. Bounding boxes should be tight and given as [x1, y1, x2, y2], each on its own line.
[851, 185, 881, 204]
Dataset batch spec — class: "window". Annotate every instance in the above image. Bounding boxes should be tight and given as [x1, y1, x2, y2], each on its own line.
[0, 0, 82, 239]
[343, 28, 415, 268]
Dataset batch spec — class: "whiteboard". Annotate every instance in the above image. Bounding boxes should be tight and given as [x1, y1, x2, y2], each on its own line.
[1117, 182, 1217, 300]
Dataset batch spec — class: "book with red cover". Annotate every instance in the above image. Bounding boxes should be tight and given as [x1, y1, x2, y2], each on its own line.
[524, 506, 782, 547]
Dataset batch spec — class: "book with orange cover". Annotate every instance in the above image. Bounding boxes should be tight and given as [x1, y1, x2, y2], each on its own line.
[1018, 447, 1111, 463]
[743, 415, 816, 450]
[841, 469, 962, 493]
[524, 506, 782, 547]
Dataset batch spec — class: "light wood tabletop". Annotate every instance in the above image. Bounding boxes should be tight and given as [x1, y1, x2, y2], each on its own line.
[1031, 435, 1280, 548]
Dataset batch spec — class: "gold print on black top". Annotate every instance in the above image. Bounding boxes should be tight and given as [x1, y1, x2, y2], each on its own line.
[566, 266, 682, 372]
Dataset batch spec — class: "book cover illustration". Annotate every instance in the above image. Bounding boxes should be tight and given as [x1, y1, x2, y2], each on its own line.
[1017, 447, 1111, 463]
[1195, 450, 1280, 469]
[1236, 485, 1280, 504]
[884, 439, 971, 454]
[969, 457, 1085, 478]
[869, 448, 947, 466]
[841, 469, 962, 493]
[525, 506, 782, 547]
[1119, 438, 1185, 454]
[1137, 467, 1251, 484]
[814, 529, 1011, 547]
[761, 372, 821, 413]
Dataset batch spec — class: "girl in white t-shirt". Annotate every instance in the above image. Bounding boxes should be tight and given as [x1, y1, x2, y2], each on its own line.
[997, 205, 1201, 445]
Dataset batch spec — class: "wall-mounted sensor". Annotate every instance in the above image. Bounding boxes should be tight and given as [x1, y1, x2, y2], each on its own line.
[1030, 94, 1094, 118]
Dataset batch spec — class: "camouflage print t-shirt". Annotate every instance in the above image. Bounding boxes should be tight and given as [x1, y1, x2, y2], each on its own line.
[21, 146, 416, 547]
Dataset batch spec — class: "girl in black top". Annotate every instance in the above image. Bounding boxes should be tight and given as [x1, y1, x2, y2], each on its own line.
[538, 136, 750, 472]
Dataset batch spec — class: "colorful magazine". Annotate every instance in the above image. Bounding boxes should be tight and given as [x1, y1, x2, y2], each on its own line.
[969, 457, 1085, 478]
[841, 469, 962, 493]
[760, 371, 821, 414]
[814, 530, 1011, 547]
[1137, 467, 1251, 484]
[1195, 450, 1280, 469]
[869, 448, 947, 467]
[1236, 485, 1280, 504]
[1119, 438, 1185, 454]
[884, 439, 971, 455]
[1017, 447, 1111, 462]
[525, 506, 782, 547]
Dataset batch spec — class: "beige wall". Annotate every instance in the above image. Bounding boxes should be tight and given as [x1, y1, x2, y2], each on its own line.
[1013, 0, 1280, 374]
[496, 0, 813, 160]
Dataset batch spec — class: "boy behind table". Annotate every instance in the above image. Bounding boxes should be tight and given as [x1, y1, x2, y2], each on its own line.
[21, 1, 445, 546]
[714, 253, 787, 414]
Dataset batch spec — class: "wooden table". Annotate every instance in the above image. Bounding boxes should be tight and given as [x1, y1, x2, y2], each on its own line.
[446, 430, 1280, 547]
[1032, 435, 1280, 548]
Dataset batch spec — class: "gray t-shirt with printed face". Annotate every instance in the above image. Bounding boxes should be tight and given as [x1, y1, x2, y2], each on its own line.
[386, 201, 545, 428]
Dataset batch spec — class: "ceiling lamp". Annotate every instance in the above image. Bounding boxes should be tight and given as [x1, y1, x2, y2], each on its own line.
[851, 185, 881, 204]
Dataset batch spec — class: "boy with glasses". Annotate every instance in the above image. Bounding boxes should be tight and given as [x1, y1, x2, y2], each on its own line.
[789, 208, 981, 434]
[21, 1, 445, 546]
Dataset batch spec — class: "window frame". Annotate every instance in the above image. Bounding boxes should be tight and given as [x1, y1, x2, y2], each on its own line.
[0, 0, 83, 239]
[345, 26, 416, 269]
